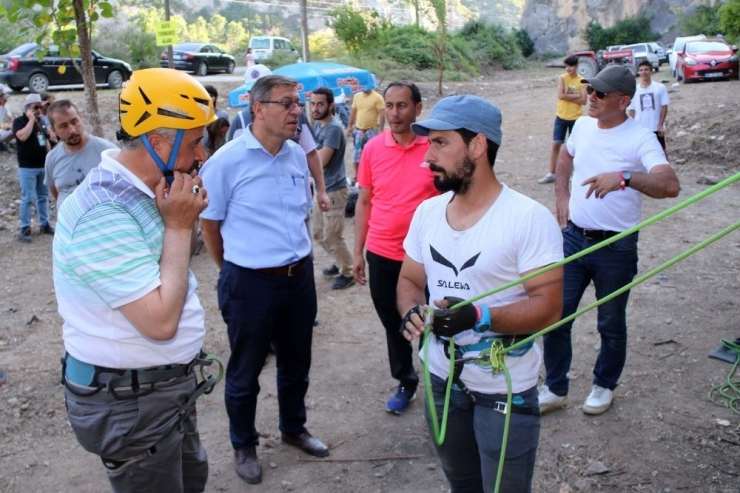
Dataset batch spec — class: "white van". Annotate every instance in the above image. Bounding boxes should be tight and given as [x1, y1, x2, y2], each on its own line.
[669, 34, 706, 77]
[248, 36, 300, 62]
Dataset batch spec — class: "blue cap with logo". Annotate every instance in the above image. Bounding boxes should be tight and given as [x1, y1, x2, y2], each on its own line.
[411, 95, 502, 146]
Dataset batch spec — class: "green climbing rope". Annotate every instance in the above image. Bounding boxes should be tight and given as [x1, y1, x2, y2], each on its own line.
[708, 338, 740, 414]
[420, 171, 740, 493]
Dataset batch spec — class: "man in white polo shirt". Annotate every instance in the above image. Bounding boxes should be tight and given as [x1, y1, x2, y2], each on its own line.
[54, 68, 218, 492]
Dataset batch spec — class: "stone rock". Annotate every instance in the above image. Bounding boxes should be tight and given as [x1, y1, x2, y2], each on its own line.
[697, 175, 719, 185]
[281, 480, 294, 491]
[584, 460, 610, 475]
[521, 0, 698, 53]
[269, 461, 278, 469]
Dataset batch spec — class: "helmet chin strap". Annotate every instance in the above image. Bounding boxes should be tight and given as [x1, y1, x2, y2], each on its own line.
[141, 130, 185, 185]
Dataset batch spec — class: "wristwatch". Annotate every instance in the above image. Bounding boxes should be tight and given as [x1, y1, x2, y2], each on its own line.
[621, 170, 632, 189]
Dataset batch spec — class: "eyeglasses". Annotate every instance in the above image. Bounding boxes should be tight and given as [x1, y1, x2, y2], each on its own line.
[586, 86, 620, 100]
[28, 105, 42, 110]
[259, 100, 305, 111]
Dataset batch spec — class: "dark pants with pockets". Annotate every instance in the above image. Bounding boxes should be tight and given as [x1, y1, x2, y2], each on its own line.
[64, 372, 208, 493]
[218, 258, 317, 450]
[427, 374, 540, 493]
[366, 250, 419, 390]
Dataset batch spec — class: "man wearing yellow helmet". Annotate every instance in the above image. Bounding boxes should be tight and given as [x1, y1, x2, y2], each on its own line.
[54, 68, 219, 492]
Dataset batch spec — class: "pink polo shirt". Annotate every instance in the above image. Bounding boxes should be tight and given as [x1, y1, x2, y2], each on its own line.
[357, 130, 439, 261]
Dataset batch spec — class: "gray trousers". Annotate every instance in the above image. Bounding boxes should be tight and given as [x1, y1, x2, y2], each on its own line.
[64, 372, 208, 493]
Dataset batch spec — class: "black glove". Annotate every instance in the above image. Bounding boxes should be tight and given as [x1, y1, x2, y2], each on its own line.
[432, 296, 478, 338]
[400, 305, 423, 333]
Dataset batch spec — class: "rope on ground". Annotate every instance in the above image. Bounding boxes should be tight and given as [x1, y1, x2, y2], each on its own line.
[708, 339, 740, 414]
[420, 171, 740, 493]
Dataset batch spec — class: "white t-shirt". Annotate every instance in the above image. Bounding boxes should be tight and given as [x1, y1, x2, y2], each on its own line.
[403, 186, 563, 394]
[627, 81, 670, 132]
[566, 116, 668, 231]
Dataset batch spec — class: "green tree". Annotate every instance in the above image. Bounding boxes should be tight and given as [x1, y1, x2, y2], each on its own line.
[719, 0, 740, 42]
[207, 14, 227, 45]
[514, 28, 535, 57]
[427, 0, 448, 95]
[679, 4, 723, 36]
[583, 14, 660, 50]
[326, 3, 380, 55]
[0, 0, 116, 136]
[309, 28, 343, 60]
[187, 16, 209, 43]
[224, 21, 247, 54]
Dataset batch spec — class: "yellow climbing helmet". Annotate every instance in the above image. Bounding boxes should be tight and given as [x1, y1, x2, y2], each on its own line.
[119, 68, 216, 137]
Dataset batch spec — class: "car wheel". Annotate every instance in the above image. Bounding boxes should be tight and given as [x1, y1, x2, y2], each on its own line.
[8, 85, 23, 92]
[107, 70, 124, 89]
[28, 73, 49, 93]
[576, 57, 598, 79]
[197, 61, 207, 77]
[226, 61, 235, 74]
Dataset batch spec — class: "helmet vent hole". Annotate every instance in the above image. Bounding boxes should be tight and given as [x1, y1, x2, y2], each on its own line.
[134, 111, 152, 127]
[138, 87, 152, 105]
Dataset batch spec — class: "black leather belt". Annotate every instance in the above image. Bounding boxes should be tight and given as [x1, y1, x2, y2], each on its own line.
[569, 221, 619, 241]
[254, 256, 308, 277]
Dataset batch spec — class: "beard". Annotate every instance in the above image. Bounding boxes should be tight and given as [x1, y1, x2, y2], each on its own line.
[312, 107, 330, 121]
[429, 155, 476, 194]
[64, 133, 82, 147]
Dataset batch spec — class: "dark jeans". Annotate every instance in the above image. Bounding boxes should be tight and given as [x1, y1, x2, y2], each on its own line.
[366, 250, 419, 389]
[543, 223, 639, 396]
[552, 116, 576, 144]
[218, 259, 317, 450]
[427, 374, 540, 493]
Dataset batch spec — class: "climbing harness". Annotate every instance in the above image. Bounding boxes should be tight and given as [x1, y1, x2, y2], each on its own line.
[62, 351, 224, 472]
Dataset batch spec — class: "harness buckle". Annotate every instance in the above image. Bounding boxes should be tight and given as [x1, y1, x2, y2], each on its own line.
[493, 401, 507, 414]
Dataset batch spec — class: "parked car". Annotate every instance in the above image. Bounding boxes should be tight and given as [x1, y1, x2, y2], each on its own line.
[160, 43, 235, 76]
[0, 42, 132, 93]
[648, 42, 669, 66]
[670, 34, 707, 77]
[675, 39, 739, 82]
[620, 43, 660, 71]
[248, 36, 300, 63]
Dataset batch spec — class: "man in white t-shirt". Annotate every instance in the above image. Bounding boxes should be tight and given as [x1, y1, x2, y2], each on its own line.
[398, 95, 564, 493]
[628, 59, 670, 150]
[541, 65, 680, 416]
[44, 100, 117, 209]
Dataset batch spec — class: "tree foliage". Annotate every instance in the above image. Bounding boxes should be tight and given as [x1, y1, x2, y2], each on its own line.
[326, 3, 386, 55]
[719, 0, 740, 42]
[679, 3, 723, 37]
[583, 14, 660, 50]
[514, 28, 535, 57]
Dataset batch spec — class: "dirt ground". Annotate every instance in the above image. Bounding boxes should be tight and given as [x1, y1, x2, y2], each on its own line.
[1, 68, 739, 493]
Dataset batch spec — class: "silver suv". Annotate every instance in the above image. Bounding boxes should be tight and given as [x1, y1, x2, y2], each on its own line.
[621, 43, 660, 72]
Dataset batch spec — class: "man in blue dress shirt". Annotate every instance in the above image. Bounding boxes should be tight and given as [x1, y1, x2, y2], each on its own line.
[199, 75, 330, 485]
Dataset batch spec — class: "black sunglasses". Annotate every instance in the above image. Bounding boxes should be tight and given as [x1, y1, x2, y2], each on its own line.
[28, 104, 42, 110]
[259, 99, 305, 111]
[586, 86, 617, 100]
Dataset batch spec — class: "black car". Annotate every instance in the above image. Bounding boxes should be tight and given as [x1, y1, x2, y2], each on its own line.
[0, 43, 132, 93]
[160, 43, 235, 76]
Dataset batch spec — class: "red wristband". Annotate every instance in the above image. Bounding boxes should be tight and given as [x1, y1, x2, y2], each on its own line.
[619, 171, 626, 191]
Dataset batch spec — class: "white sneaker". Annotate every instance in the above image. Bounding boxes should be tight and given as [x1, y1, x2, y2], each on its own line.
[582, 385, 613, 415]
[537, 173, 555, 184]
[538, 385, 567, 414]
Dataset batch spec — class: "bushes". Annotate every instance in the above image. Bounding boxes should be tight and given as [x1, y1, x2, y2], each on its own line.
[583, 14, 661, 50]
[92, 26, 160, 70]
[455, 20, 526, 70]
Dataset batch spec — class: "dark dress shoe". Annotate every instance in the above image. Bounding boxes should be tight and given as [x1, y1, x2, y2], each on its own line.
[281, 431, 330, 457]
[234, 447, 262, 484]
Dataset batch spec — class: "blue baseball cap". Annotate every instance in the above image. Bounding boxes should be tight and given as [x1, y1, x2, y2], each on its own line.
[411, 95, 502, 146]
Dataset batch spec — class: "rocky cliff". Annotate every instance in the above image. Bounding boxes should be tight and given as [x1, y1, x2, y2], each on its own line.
[521, 0, 712, 53]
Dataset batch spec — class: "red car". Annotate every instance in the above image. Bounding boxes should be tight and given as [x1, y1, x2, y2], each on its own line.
[676, 39, 739, 82]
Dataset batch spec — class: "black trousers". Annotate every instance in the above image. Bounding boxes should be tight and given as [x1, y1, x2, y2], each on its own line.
[218, 258, 317, 449]
[366, 250, 419, 388]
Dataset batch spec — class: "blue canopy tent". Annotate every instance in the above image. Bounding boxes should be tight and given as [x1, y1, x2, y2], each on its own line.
[228, 62, 378, 108]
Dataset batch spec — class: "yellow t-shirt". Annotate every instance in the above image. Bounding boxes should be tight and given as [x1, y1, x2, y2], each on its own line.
[352, 91, 385, 130]
[556, 73, 585, 121]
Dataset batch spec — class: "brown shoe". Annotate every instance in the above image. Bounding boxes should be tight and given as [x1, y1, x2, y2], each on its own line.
[281, 431, 330, 457]
[234, 447, 262, 484]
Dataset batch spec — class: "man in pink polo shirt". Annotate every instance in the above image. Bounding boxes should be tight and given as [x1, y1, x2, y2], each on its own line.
[353, 81, 439, 414]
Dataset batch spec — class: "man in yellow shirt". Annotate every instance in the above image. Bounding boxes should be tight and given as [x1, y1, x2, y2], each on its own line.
[348, 86, 385, 179]
[538, 56, 587, 184]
